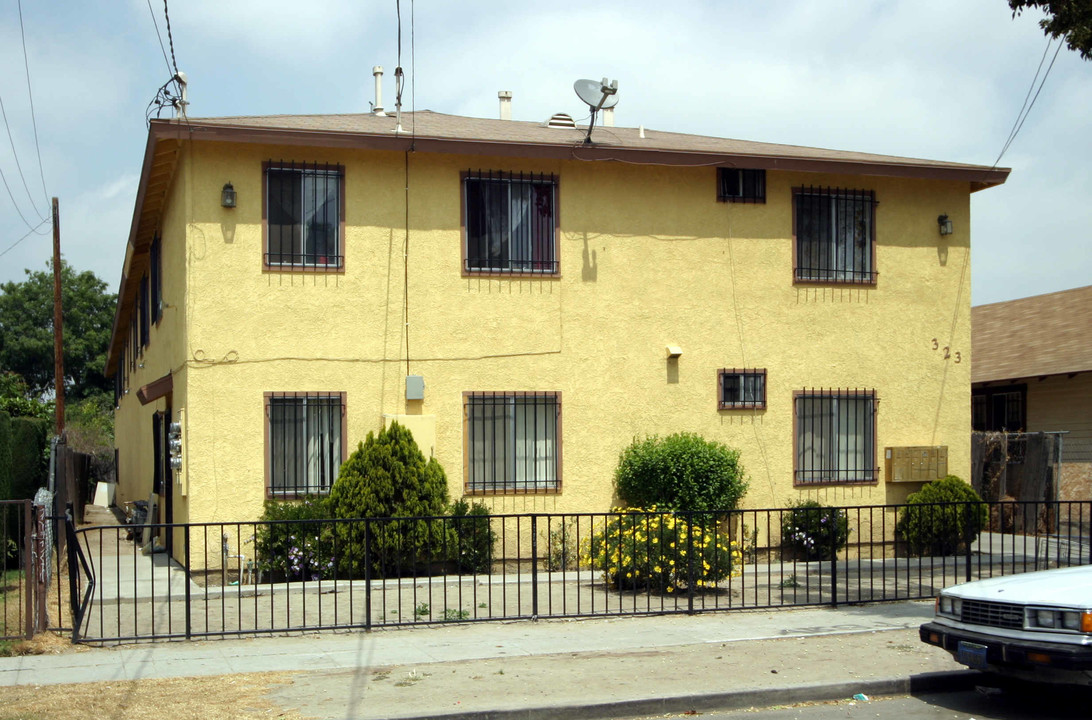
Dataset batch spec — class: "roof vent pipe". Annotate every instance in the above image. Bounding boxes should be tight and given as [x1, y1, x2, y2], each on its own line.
[372, 66, 386, 116]
[498, 91, 512, 120]
[603, 107, 614, 127]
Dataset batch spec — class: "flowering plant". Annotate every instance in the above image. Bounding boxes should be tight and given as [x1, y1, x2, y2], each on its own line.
[255, 498, 337, 582]
[780, 500, 849, 561]
[582, 507, 742, 592]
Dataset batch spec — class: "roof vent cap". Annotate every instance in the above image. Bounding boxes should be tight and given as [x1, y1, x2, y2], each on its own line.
[544, 113, 576, 129]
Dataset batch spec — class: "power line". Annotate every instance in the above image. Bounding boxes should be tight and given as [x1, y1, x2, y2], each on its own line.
[163, 0, 180, 76]
[17, 0, 48, 210]
[991, 37, 1064, 169]
[0, 91, 46, 222]
[0, 217, 49, 259]
[145, 0, 174, 76]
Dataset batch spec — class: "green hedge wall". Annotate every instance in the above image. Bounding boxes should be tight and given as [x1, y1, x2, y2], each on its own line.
[0, 411, 12, 500]
[10, 417, 48, 499]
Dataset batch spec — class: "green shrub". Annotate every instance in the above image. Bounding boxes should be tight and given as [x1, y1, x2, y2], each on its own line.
[780, 500, 850, 561]
[582, 507, 741, 592]
[614, 433, 748, 521]
[10, 418, 48, 500]
[898, 475, 988, 556]
[254, 497, 335, 581]
[451, 499, 495, 574]
[327, 423, 455, 577]
[545, 520, 579, 571]
[0, 411, 12, 500]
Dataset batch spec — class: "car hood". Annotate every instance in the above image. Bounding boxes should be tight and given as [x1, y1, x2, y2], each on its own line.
[946, 565, 1092, 607]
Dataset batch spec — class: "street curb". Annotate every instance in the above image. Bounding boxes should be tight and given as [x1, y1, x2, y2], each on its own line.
[390, 671, 982, 720]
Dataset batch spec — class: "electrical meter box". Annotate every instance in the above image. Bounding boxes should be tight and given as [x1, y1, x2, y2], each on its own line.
[885, 446, 948, 483]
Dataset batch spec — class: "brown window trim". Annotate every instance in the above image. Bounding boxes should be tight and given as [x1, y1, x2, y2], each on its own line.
[791, 186, 878, 288]
[460, 170, 561, 279]
[717, 368, 767, 410]
[716, 168, 766, 204]
[264, 391, 348, 499]
[462, 390, 563, 496]
[792, 388, 879, 487]
[262, 161, 347, 274]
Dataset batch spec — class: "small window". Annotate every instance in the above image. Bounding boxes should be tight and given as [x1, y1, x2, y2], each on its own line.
[795, 388, 877, 485]
[150, 235, 162, 324]
[264, 161, 344, 270]
[972, 385, 1026, 432]
[794, 186, 876, 285]
[465, 392, 560, 493]
[464, 170, 558, 274]
[717, 168, 765, 203]
[718, 368, 767, 410]
[266, 392, 345, 497]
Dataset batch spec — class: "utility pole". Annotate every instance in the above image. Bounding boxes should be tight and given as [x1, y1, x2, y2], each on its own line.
[52, 197, 64, 436]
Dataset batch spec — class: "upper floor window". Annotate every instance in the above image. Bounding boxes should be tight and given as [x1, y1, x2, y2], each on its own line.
[265, 161, 344, 271]
[465, 392, 560, 493]
[795, 388, 877, 485]
[718, 368, 767, 410]
[464, 170, 558, 275]
[717, 168, 766, 203]
[794, 187, 876, 285]
[266, 392, 345, 497]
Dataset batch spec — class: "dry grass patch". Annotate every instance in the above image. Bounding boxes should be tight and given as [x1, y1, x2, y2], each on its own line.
[0, 673, 305, 720]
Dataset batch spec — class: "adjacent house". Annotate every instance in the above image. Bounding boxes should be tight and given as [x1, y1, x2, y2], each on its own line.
[972, 285, 1092, 500]
[105, 93, 1009, 536]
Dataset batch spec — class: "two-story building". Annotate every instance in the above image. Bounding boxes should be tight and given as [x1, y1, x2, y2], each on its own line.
[105, 102, 1009, 533]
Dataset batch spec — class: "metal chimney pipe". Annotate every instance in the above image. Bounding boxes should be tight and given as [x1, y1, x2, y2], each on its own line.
[498, 91, 512, 120]
[372, 66, 385, 116]
[603, 107, 614, 127]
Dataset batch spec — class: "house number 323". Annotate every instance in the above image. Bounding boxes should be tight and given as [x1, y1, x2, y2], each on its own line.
[931, 338, 961, 363]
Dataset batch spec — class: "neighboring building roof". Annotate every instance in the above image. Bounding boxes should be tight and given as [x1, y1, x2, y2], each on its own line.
[106, 110, 1011, 375]
[972, 285, 1092, 383]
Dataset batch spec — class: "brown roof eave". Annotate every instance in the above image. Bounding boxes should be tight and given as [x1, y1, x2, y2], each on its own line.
[167, 120, 1011, 188]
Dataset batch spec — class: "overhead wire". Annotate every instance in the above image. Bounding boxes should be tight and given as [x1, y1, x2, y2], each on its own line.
[162, 0, 180, 76]
[0, 218, 50, 259]
[0, 92, 46, 223]
[988, 36, 1064, 171]
[17, 0, 48, 210]
[145, 0, 174, 76]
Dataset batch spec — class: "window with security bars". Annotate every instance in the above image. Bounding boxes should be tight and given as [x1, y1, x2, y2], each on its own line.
[718, 368, 767, 409]
[267, 393, 344, 496]
[265, 162, 343, 269]
[794, 187, 876, 284]
[971, 385, 1026, 432]
[717, 168, 766, 203]
[465, 392, 560, 493]
[464, 170, 558, 274]
[795, 389, 877, 484]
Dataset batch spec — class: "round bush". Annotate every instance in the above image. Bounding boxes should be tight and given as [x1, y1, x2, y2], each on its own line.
[781, 500, 850, 561]
[582, 507, 742, 592]
[898, 475, 987, 556]
[614, 433, 748, 517]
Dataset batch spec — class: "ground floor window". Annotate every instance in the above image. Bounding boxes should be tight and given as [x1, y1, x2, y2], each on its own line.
[795, 388, 877, 485]
[465, 392, 560, 493]
[266, 392, 345, 496]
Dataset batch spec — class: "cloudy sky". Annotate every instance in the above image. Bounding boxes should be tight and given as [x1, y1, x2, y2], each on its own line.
[0, 0, 1088, 306]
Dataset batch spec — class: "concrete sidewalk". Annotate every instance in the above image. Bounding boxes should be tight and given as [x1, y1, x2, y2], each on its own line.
[0, 601, 975, 719]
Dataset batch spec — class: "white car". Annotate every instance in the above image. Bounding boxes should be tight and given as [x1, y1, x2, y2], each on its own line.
[920, 565, 1092, 685]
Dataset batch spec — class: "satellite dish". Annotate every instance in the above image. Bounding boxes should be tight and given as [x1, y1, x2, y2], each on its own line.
[573, 77, 619, 144]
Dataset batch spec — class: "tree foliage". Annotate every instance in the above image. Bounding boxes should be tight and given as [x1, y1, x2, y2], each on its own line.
[1010, 1, 1092, 60]
[0, 260, 116, 401]
[614, 433, 748, 518]
[327, 422, 455, 576]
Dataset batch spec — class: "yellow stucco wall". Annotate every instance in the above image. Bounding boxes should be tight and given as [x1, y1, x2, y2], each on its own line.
[115, 138, 974, 526]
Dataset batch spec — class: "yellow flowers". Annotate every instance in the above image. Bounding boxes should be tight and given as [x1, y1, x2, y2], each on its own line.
[583, 507, 743, 592]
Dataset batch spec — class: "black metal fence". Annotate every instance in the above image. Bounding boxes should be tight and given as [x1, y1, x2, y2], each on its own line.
[66, 500, 1092, 645]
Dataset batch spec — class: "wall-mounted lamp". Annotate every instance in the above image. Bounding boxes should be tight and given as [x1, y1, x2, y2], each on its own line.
[937, 214, 953, 236]
[666, 345, 683, 359]
[221, 182, 237, 208]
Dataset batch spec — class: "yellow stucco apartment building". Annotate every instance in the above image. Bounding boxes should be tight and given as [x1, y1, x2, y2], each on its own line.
[104, 106, 1009, 531]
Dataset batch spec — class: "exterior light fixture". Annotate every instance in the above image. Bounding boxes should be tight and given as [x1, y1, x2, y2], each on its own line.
[937, 214, 953, 236]
[221, 182, 237, 208]
[666, 345, 683, 359]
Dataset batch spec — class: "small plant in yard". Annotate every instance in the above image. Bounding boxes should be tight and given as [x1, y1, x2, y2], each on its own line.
[254, 497, 335, 582]
[414, 602, 430, 618]
[780, 500, 850, 561]
[780, 574, 800, 588]
[545, 520, 579, 571]
[442, 608, 470, 621]
[898, 475, 987, 556]
[582, 507, 741, 592]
